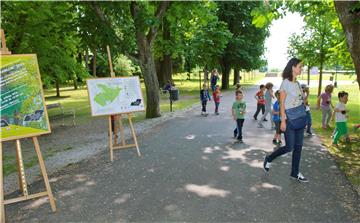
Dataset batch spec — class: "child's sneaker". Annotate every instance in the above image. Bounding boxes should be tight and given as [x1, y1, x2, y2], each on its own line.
[345, 137, 351, 143]
[290, 172, 309, 183]
[253, 116, 257, 120]
[306, 132, 314, 136]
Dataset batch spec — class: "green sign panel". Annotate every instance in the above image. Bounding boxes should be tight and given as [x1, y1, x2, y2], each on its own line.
[1, 54, 50, 142]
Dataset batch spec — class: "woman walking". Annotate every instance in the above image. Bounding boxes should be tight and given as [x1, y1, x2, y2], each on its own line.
[263, 58, 308, 182]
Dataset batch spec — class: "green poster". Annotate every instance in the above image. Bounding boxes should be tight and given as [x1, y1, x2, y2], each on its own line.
[1, 54, 50, 142]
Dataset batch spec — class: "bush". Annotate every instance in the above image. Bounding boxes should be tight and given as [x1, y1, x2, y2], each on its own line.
[114, 54, 140, 76]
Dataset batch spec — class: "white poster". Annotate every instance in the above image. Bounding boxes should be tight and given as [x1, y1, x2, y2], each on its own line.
[87, 77, 145, 116]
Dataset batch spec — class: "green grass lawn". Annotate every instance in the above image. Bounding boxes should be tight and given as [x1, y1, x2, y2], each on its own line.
[308, 84, 360, 187]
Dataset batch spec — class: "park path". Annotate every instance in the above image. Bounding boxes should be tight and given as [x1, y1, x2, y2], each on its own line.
[5, 77, 360, 222]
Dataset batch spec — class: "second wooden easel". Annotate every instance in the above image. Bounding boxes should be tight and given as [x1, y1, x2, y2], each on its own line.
[106, 46, 141, 161]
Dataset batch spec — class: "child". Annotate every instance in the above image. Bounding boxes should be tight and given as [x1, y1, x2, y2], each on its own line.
[332, 91, 350, 146]
[258, 82, 274, 128]
[253, 84, 266, 120]
[200, 83, 211, 116]
[232, 90, 246, 143]
[302, 84, 314, 136]
[317, 84, 334, 129]
[213, 85, 221, 115]
[272, 90, 282, 145]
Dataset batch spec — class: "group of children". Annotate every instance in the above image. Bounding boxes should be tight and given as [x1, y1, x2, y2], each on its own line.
[232, 81, 352, 146]
[317, 84, 351, 146]
[252, 83, 287, 145]
[200, 84, 222, 116]
[201, 77, 352, 146]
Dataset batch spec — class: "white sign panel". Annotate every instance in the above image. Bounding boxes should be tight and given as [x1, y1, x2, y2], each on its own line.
[87, 77, 145, 116]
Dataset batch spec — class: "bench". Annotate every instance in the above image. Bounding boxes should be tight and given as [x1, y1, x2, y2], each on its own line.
[46, 102, 76, 126]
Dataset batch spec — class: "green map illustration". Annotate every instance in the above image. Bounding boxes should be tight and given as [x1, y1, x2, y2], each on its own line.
[94, 84, 122, 107]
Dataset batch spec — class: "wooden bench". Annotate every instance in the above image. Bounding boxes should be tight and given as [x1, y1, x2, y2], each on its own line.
[46, 102, 76, 126]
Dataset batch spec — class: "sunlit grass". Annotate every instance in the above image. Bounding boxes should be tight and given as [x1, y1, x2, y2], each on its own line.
[297, 72, 356, 82]
[308, 84, 360, 186]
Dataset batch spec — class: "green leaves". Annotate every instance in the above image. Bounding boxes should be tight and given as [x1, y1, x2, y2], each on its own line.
[1, 2, 89, 89]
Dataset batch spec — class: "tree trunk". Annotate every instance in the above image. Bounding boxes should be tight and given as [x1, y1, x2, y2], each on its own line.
[139, 42, 161, 118]
[220, 60, 231, 90]
[130, 1, 169, 118]
[317, 31, 326, 97]
[203, 65, 209, 83]
[73, 77, 78, 90]
[318, 56, 324, 97]
[156, 55, 172, 87]
[85, 50, 89, 71]
[74, 53, 82, 90]
[92, 48, 97, 77]
[307, 65, 310, 86]
[233, 68, 240, 85]
[156, 18, 172, 87]
[55, 80, 60, 97]
[334, 1, 360, 89]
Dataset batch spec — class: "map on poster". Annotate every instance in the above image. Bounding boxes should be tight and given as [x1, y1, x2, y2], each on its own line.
[87, 77, 145, 116]
[0, 54, 50, 142]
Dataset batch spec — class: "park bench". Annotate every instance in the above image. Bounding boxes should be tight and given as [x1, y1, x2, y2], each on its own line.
[46, 102, 76, 126]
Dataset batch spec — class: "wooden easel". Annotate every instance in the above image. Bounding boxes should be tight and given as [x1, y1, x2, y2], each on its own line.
[106, 46, 141, 162]
[0, 29, 56, 223]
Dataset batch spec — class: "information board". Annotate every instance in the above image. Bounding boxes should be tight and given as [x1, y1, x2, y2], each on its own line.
[87, 77, 145, 116]
[0, 54, 50, 142]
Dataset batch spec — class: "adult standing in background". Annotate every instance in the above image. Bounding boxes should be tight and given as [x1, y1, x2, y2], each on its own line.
[263, 58, 308, 183]
[210, 69, 220, 92]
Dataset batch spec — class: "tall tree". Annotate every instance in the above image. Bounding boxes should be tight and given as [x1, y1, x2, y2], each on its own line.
[288, 31, 318, 86]
[130, 1, 170, 118]
[154, 2, 231, 87]
[217, 1, 269, 89]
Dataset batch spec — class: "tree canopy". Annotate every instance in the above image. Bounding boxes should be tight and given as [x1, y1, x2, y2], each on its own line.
[1, 1, 357, 118]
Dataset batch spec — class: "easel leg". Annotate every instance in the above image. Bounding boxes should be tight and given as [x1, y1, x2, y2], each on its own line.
[0, 143, 5, 223]
[15, 140, 27, 195]
[113, 116, 118, 145]
[127, 114, 141, 157]
[118, 115, 125, 146]
[32, 137, 56, 212]
[108, 117, 114, 162]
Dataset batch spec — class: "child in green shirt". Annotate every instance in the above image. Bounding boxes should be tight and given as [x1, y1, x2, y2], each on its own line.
[232, 90, 246, 143]
[332, 91, 350, 146]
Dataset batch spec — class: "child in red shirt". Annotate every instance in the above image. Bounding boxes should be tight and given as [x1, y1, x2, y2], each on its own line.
[253, 84, 266, 120]
[213, 85, 221, 115]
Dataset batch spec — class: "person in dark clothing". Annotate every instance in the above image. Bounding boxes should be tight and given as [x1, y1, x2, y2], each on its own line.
[200, 83, 211, 116]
